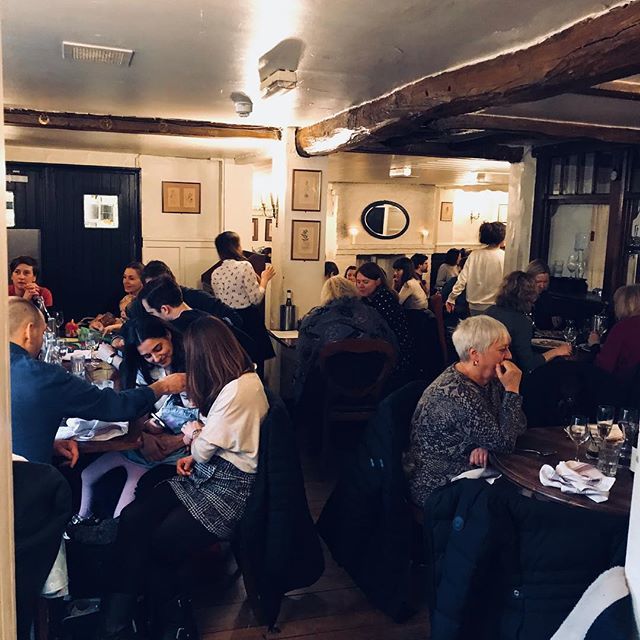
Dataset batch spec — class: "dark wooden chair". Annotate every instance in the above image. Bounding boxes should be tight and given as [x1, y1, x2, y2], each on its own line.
[428, 292, 448, 367]
[318, 339, 397, 469]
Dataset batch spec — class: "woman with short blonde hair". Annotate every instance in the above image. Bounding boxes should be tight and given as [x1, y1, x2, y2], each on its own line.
[593, 284, 640, 383]
[320, 276, 358, 306]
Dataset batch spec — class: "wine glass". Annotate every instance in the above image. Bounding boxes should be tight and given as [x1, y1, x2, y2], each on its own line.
[54, 311, 64, 333]
[563, 321, 577, 346]
[619, 407, 639, 466]
[596, 404, 615, 441]
[567, 415, 589, 461]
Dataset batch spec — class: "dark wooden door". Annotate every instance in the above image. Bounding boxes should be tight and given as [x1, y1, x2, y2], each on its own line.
[7, 162, 141, 321]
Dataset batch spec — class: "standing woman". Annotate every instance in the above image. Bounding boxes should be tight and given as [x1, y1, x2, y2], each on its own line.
[392, 257, 428, 310]
[356, 262, 415, 374]
[97, 316, 268, 640]
[210, 231, 276, 375]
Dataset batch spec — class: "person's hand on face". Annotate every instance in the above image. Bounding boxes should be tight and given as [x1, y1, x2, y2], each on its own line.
[495, 360, 522, 393]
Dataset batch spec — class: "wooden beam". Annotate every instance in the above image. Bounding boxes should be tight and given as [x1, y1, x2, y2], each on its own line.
[354, 140, 524, 163]
[432, 113, 640, 145]
[296, 2, 640, 155]
[580, 79, 640, 101]
[4, 109, 281, 140]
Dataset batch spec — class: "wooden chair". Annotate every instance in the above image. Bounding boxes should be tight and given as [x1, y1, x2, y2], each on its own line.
[318, 339, 397, 468]
[428, 292, 448, 367]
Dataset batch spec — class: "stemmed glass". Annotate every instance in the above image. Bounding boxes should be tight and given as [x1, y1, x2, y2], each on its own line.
[596, 404, 615, 442]
[54, 311, 64, 335]
[567, 415, 589, 461]
[563, 321, 577, 347]
[619, 407, 639, 466]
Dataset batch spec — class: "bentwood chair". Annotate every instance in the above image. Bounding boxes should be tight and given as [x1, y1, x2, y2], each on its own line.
[318, 339, 397, 469]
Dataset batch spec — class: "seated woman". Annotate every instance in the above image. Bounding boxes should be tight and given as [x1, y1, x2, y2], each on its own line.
[294, 276, 397, 399]
[97, 316, 268, 639]
[435, 248, 461, 289]
[485, 271, 571, 374]
[392, 257, 428, 310]
[344, 265, 357, 283]
[526, 259, 555, 330]
[590, 284, 640, 384]
[8, 255, 53, 308]
[91, 261, 144, 335]
[76, 315, 191, 521]
[407, 315, 526, 507]
[356, 262, 416, 374]
[324, 261, 339, 280]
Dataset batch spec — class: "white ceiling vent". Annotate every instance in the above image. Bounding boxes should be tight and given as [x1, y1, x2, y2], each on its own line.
[62, 41, 134, 66]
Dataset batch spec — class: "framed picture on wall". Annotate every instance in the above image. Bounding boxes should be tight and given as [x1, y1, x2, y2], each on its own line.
[497, 204, 508, 222]
[292, 169, 322, 211]
[252, 217, 259, 241]
[162, 181, 201, 214]
[265, 218, 273, 242]
[291, 219, 321, 261]
[440, 201, 453, 222]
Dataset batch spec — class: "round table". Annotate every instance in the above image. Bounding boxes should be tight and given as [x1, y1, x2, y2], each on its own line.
[491, 427, 633, 516]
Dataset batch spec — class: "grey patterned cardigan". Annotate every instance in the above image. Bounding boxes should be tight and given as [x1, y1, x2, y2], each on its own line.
[408, 365, 526, 506]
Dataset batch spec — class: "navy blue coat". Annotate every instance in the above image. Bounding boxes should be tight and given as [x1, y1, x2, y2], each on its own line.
[10, 342, 156, 463]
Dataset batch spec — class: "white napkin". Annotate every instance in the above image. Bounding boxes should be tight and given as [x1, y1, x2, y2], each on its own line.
[62, 350, 92, 361]
[451, 466, 501, 484]
[539, 460, 615, 503]
[56, 418, 128, 442]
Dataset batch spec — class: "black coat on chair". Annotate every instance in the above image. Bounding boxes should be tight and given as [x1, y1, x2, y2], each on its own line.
[13, 461, 72, 640]
[317, 380, 427, 621]
[234, 391, 324, 629]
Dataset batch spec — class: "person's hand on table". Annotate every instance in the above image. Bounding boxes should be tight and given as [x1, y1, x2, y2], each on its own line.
[545, 342, 573, 361]
[469, 447, 488, 467]
[176, 455, 194, 477]
[53, 439, 79, 468]
[22, 282, 41, 301]
[150, 373, 186, 397]
[496, 360, 522, 394]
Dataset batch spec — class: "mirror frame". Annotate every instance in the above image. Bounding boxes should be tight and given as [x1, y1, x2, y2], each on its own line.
[360, 200, 410, 240]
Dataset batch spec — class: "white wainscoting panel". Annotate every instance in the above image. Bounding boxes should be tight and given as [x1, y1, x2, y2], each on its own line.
[143, 239, 216, 289]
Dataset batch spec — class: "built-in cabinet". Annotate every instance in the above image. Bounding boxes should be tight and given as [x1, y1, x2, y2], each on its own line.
[531, 144, 640, 296]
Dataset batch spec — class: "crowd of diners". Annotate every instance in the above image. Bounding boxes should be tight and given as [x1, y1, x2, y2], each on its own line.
[7, 218, 640, 639]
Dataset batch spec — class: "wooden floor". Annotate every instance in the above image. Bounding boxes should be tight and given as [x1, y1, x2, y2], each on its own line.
[193, 456, 430, 640]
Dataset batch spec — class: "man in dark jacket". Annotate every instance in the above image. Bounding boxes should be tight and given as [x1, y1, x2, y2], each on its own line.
[9, 297, 185, 464]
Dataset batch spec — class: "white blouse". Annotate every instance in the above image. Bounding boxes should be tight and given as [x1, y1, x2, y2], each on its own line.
[398, 278, 428, 310]
[190, 372, 269, 474]
[210, 260, 264, 309]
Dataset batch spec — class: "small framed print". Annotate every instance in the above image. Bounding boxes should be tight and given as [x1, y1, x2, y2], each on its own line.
[162, 181, 201, 214]
[292, 169, 322, 211]
[291, 219, 321, 261]
[252, 217, 259, 241]
[265, 218, 273, 242]
[497, 204, 508, 222]
[440, 201, 453, 222]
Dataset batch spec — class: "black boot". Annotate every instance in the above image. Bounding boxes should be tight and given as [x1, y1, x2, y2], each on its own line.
[95, 593, 138, 640]
[153, 595, 198, 640]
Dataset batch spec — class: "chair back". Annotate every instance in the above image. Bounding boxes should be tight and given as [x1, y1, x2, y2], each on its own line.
[428, 292, 448, 367]
[319, 338, 397, 402]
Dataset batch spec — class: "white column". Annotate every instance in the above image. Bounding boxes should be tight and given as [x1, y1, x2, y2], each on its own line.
[268, 128, 329, 328]
[504, 147, 536, 273]
[0, 19, 18, 637]
[626, 470, 640, 629]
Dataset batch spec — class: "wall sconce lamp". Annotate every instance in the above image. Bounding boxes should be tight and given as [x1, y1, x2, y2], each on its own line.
[469, 211, 481, 222]
[348, 226, 359, 245]
[420, 229, 429, 245]
[259, 193, 279, 228]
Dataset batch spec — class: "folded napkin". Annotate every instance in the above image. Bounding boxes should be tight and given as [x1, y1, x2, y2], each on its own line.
[56, 418, 128, 442]
[451, 466, 501, 484]
[62, 350, 92, 361]
[539, 460, 615, 503]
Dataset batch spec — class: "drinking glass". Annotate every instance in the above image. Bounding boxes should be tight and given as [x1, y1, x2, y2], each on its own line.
[619, 407, 639, 467]
[596, 404, 615, 441]
[54, 311, 64, 332]
[563, 321, 577, 346]
[597, 440, 623, 477]
[566, 254, 578, 278]
[70, 351, 85, 377]
[567, 415, 589, 461]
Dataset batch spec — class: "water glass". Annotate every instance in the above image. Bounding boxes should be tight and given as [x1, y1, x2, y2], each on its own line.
[596, 405, 615, 441]
[619, 407, 639, 467]
[597, 439, 623, 477]
[70, 351, 85, 377]
[563, 321, 578, 347]
[552, 260, 564, 277]
[567, 415, 589, 461]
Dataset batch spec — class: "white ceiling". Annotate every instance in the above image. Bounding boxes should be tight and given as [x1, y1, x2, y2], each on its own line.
[1, 0, 629, 130]
[328, 153, 510, 187]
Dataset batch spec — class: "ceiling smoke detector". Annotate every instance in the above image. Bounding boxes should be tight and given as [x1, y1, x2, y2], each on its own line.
[62, 41, 134, 66]
[260, 69, 298, 98]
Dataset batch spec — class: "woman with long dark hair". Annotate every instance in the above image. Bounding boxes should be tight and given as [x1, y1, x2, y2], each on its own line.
[210, 231, 275, 374]
[435, 249, 461, 289]
[97, 316, 268, 639]
[392, 257, 428, 310]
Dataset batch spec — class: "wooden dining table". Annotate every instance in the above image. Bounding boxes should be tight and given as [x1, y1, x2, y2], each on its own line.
[491, 427, 633, 517]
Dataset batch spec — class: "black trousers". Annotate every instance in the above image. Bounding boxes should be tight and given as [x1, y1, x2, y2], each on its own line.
[107, 482, 217, 603]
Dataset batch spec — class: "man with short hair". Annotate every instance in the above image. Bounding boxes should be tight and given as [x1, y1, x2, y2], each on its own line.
[9, 297, 185, 465]
[411, 253, 430, 294]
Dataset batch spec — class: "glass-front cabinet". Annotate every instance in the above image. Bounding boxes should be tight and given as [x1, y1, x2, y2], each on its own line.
[532, 144, 640, 296]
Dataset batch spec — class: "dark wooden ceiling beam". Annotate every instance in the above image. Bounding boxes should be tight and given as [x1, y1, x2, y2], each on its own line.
[4, 108, 282, 140]
[432, 114, 640, 145]
[580, 79, 640, 101]
[296, 2, 640, 156]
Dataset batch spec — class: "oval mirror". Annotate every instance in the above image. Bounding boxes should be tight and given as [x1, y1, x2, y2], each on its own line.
[361, 200, 409, 239]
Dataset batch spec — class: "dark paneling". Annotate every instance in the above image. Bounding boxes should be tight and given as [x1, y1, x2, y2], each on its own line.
[7, 162, 141, 320]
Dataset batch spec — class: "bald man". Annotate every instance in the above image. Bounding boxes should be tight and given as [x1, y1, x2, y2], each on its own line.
[8, 297, 185, 465]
